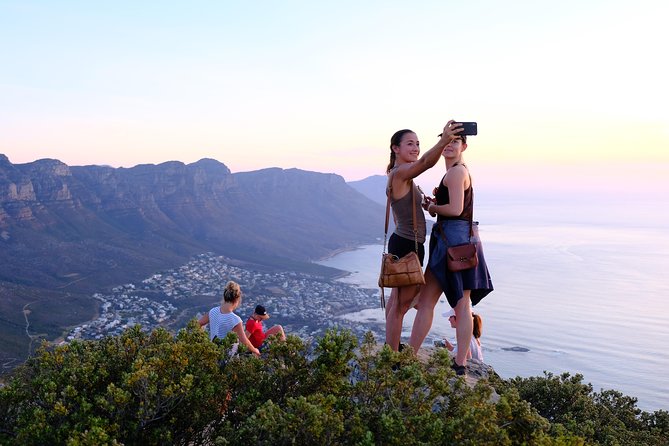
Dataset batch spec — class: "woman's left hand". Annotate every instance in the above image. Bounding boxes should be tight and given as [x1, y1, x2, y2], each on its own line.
[421, 195, 434, 211]
[427, 202, 437, 217]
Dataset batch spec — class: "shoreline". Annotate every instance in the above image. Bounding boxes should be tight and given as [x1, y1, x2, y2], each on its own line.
[315, 243, 383, 290]
[315, 244, 369, 262]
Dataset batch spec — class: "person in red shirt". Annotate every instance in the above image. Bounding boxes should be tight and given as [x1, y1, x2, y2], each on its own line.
[245, 305, 286, 349]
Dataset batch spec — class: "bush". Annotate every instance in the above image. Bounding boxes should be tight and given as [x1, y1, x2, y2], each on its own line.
[1, 325, 662, 445]
[0, 322, 228, 445]
[505, 372, 669, 446]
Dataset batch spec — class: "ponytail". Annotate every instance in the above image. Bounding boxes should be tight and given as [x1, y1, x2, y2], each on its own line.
[386, 152, 396, 174]
[387, 129, 414, 174]
[472, 313, 483, 339]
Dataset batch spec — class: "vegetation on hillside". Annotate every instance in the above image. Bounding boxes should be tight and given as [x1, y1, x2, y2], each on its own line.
[0, 324, 666, 445]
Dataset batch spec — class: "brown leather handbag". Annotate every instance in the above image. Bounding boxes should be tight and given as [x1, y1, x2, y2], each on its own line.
[447, 242, 478, 272]
[379, 251, 424, 288]
[438, 175, 478, 272]
[378, 176, 425, 309]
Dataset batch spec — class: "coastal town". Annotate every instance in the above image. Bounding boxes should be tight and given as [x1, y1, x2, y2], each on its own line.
[64, 252, 382, 344]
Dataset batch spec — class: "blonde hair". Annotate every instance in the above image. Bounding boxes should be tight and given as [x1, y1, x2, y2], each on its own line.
[221, 281, 242, 304]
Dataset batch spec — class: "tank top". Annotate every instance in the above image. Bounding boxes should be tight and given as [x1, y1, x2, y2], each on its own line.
[435, 164, 473, 222]
[208, 307, 242, 341]
[390, 181, 426, 243]
[453, 337, 483, 361]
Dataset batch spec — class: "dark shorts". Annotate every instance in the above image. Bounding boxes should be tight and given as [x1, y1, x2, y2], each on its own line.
[389, 233, 425, 266]
[428, 220, 493, 308]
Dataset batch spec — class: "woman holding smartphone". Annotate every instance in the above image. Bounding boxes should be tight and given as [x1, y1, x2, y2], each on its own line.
[383, 121, 462, 351]
[407, 133, 493, 374]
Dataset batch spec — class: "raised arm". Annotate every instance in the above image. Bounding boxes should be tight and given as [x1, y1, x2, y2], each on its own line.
[394, 120, 462, 183]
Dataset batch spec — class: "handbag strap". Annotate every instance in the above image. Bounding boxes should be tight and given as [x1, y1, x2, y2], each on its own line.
[381, 171, 419, 313]
[383, 170, 419, 254]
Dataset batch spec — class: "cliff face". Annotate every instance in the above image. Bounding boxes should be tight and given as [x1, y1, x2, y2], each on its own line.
[0, 154, 384, 369]
[0, 154, 383, 289]
[1, 158, 74, 230]
[0, 158, 236, 228]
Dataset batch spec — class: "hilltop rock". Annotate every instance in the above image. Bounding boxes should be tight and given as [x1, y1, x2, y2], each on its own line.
[359, 344, 501, 404]
[421, 347, 501, 404]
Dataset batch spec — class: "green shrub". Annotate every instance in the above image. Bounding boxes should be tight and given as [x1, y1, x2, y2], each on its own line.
[1, 325, 663, 445]
[0, 322, 228, 445]
[506, 371, 669, 446]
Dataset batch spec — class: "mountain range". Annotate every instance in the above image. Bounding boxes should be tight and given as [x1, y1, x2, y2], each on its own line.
[0, 154, 384, 368]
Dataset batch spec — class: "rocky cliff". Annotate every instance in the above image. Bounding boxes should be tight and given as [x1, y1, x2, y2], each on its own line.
[0, 154, 384, 368]
[0, 155, 382, 274]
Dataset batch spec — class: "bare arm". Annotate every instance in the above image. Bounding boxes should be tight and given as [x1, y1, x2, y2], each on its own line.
[393, 120, 461, 185]
[233, 323, 260, 356]
[198, 312, 209, 328]
[428, 166, 468, 217]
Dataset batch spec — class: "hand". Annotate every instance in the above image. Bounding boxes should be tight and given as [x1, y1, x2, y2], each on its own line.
[438, 120, 463, 142]
[421, 195, 434, 211]
[427, 202, 437, 217]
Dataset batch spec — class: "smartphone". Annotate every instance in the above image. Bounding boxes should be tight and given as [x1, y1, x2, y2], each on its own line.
[455, 122, 477, 136]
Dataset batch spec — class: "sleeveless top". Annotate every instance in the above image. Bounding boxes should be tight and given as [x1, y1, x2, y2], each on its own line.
[390, 181, 426, 243]
[208, 306, 242, 341]
[471, 338, 484, 361]
[454, 337, 484, 361]
[435, 164, 473, 222]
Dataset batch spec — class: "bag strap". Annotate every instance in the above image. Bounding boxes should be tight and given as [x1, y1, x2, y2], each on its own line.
[454, 163, 474, 237]
[381, 170, 419, 312]
[465, 167, 474, 237]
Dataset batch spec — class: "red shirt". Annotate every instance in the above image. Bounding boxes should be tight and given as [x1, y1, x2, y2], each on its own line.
[245, 317, 266, 348]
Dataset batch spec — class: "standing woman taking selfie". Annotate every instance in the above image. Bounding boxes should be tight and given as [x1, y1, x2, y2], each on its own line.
[384, 121, 462, 351]
[408, 133, 493, 373]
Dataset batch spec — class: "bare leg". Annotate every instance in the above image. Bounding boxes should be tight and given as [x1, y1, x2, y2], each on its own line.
[385, 285, 419, 351]
[454, 292, 473, 367]
[265, 325, 285, 341]
[384, 288, 395, 319]
[408, 268, 443, 354]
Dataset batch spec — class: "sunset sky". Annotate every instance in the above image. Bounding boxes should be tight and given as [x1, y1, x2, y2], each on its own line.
[1, 0, 667, 188]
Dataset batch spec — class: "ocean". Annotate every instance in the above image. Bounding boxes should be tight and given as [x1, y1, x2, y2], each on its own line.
[318, 194, 669, 412]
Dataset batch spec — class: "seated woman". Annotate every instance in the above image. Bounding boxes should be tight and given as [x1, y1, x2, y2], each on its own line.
[198, 281, 260, 356]
[245, 304, 286, 349]
[443, 310, 484, 362]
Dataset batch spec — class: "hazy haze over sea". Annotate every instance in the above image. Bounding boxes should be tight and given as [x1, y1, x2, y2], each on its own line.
[319, 187, 669, 412]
